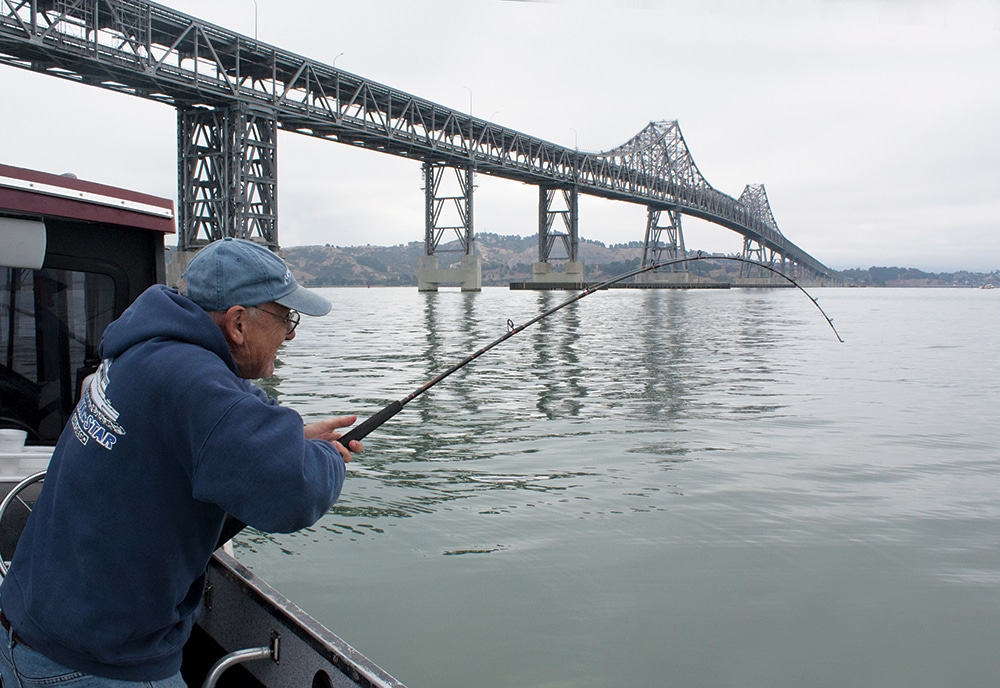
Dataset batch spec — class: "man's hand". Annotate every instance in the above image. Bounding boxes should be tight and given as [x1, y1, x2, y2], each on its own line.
[304, 415, 362, 463]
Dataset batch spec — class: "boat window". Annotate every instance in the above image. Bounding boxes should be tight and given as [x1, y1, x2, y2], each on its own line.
[1, 267, 116, 444]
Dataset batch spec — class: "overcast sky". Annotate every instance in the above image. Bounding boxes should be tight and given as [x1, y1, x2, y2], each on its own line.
[3, 0, 998, 271]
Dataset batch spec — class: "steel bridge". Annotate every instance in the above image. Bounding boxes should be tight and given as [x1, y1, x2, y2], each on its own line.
[0, 0, 836, 288]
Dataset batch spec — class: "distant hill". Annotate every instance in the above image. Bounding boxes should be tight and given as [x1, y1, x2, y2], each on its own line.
[838, 266, 998, 288]
[282, 233, 653, 287]
[278, 234, 999, 288]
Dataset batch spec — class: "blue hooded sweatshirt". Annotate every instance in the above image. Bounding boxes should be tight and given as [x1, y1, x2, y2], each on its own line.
[1, 285, 345, 680]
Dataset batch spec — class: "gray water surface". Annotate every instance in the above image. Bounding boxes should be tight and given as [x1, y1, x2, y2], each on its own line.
[237, 286, 1000, 688]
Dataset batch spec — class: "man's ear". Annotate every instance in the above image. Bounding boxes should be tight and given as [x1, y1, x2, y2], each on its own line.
[221, 305, 249, 346]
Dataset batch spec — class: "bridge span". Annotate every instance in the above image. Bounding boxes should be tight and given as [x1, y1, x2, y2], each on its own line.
[0, 0, 837, 288]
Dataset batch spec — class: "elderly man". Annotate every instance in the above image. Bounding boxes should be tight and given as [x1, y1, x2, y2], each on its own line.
[0, 237, 359, 686]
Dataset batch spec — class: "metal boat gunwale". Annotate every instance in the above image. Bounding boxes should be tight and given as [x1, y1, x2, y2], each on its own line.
[201, 550, 405, 688]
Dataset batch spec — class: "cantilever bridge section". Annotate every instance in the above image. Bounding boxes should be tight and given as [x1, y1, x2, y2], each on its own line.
[0, 0, 836, 287]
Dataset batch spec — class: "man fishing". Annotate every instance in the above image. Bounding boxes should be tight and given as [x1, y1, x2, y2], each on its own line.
[0, 237, 361, 686]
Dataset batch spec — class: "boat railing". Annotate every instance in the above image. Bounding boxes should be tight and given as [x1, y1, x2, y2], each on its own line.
[202, 641, 279, 688]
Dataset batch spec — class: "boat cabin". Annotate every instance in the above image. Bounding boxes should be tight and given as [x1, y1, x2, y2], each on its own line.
[0, 163, 171, 449]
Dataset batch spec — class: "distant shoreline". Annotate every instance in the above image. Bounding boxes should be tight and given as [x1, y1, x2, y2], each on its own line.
[167, 235, 998, 288]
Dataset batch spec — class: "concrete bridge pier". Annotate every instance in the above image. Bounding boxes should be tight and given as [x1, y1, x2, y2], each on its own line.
[531, 260, 585, 285]
[637, 270, 692, 286]
[418, 254, 482, 291]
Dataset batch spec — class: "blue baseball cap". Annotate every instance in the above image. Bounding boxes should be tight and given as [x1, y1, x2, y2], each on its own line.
[183, 237, 331, 316]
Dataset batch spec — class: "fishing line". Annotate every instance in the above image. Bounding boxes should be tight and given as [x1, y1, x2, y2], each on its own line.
[217, 255, 840, 546]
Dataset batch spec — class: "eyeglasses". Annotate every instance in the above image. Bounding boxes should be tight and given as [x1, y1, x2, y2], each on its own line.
[254, 305, 301, 335]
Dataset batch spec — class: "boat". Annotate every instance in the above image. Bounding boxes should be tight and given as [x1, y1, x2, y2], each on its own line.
[982, 283, 995, 290]
[0, 163, 406, 688]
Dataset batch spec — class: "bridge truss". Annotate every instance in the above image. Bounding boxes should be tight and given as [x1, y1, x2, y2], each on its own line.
[0, 0, 835, 280]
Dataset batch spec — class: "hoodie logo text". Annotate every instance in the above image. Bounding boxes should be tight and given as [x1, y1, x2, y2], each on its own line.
[71, 359, 125, 451]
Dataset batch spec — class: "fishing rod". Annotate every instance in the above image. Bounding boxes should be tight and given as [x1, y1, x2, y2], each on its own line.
[216, 255, 840, 546]
[336, 254, 842, 449]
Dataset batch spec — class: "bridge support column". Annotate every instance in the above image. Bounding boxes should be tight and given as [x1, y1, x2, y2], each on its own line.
[738, 237, 775, 283]
[533, 186, 583, 285]
[777, 254, 792, 280]
[176, 103, 278, 252]
[417, 161, 481, 291]
[639, 207, 688, 284]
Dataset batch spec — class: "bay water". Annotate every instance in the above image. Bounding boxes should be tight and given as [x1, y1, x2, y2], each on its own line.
[237, 286, 999, 688]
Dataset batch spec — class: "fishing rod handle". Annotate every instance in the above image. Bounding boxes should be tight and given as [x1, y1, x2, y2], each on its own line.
[337, 400, 404, 448]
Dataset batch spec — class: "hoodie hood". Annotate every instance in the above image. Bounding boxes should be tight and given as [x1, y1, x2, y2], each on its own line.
[99, 285, 237, 374]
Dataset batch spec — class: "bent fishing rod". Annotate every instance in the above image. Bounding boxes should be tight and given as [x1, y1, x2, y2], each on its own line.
[217, 255, 840, 546]
[336, 254, 842, 448]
